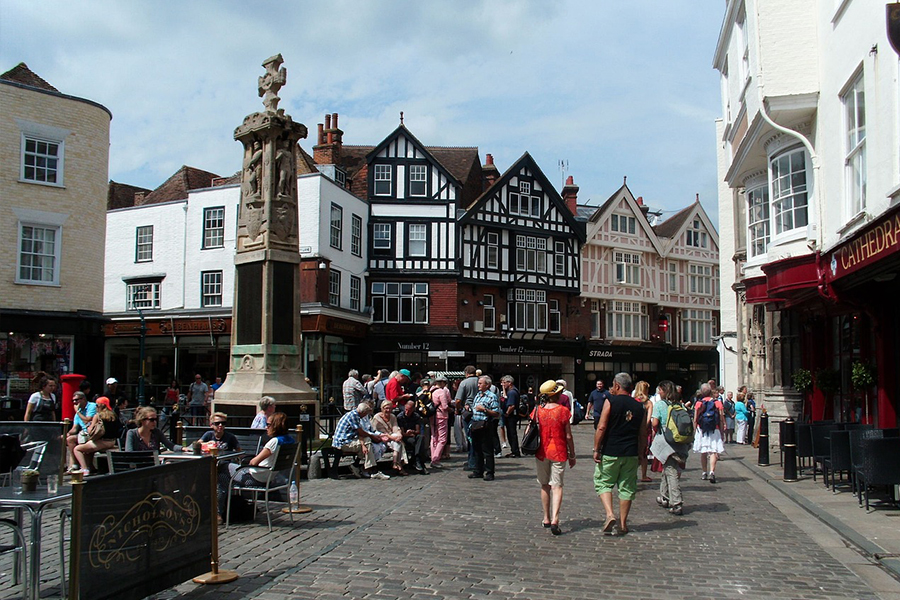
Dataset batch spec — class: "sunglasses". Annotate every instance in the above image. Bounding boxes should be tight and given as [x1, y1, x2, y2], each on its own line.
[212, 422, 226, 427]
[144, 417, 158, 422]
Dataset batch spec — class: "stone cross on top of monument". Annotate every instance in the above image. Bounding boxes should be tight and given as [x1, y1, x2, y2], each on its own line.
[258, 54, 287, 113]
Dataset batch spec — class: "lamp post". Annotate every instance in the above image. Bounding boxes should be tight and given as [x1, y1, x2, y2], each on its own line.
[138, 309, 147, 405]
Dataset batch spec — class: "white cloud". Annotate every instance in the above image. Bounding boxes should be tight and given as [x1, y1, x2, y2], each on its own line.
[1, 0, 724, 225]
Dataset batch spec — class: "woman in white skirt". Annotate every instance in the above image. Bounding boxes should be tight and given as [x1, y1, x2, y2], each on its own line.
[692, 384, 725, 484]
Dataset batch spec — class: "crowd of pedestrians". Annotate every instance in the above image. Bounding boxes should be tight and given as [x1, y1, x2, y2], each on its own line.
[336, 366, 761, 538]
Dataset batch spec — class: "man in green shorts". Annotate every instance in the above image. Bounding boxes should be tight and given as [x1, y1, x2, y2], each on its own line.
[592, 372, 647, 536]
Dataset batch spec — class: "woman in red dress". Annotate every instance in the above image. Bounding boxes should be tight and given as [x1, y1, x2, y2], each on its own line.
[534, 380, 576, 535]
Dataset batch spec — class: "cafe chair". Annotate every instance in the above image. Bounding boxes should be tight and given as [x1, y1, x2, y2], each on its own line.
[822, 430, 852, 492]
[855, 437, 900, 511]
[810, 423, 835, 483]
[0, 517, 27, 597]
[226, 443, 301, 532]
[106, 450, 159, 473]
[850, 429, 886, 502]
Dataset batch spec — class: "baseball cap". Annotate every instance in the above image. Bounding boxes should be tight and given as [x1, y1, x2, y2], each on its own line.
[106, 377, 118, 385]
[399, 369, 411, 377]
[96, 396, 112, 410]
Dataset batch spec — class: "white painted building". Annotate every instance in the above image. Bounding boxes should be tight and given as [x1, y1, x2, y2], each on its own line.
[714, 1, 900, 427]
[104, 170, 370, 399]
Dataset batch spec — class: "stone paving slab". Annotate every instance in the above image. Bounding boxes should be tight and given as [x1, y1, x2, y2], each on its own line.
[1, 424, 895, 599]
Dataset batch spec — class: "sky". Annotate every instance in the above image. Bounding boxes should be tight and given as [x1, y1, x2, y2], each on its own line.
[0, 1, 725, 226]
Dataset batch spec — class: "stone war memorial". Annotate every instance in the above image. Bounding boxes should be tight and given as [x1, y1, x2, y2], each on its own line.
[214, 54, 317, 422]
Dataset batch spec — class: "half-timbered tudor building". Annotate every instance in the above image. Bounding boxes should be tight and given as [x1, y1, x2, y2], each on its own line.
[458, 154, 587, 394]
[580, 181, 719, 393]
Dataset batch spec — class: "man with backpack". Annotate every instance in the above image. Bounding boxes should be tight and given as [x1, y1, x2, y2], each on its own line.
[650, 380, 692, 515]
[691, 382, 725, 484]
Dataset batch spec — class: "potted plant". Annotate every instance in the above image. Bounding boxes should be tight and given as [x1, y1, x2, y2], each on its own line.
[850, 361, 876, 390]
[21, 469, 40, 492]
[792, 368, 812, 393]
[814, 368, 840, 394]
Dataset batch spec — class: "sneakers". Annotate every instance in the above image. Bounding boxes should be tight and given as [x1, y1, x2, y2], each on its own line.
[371, 471, 390, 480]
[359, 470, 371, 479]
[494, 452, 503, 458]
[656, 496, 670, 508]
[483, 473, 495, 481]
[501, 443, 510, 450]
[709, 472, 717, 484]
[669, 506, 684, 516]
[701, 472, 708, 480]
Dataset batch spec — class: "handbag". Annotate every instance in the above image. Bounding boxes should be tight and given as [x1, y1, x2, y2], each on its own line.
[468, 418, 487, 433]
[87, 419, 105, 441]
[521, 408, 541, 455]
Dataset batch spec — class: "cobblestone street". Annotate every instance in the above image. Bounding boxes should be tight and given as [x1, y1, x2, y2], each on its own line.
[3, 423, 898, 599]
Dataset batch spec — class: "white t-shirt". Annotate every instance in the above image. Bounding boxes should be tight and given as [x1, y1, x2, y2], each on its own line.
[250, 437, 280, 482]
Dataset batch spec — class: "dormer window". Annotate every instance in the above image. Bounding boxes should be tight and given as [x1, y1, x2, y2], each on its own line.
[374, 164, 392, 196]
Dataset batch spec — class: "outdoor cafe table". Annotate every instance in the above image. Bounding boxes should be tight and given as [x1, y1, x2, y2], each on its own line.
[0, 486, 72, 600]
[158, 450, 244, 464]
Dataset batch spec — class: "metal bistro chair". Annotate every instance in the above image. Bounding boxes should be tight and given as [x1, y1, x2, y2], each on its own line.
[226, 443, 301, 532]
[0, 517, 27, 597]
[796, 423, 814, 474]
[107, 450, 159, 473]
[856, 437, 900, 511]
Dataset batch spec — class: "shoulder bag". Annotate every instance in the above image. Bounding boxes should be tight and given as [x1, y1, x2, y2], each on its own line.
[521, 407, 541, 455]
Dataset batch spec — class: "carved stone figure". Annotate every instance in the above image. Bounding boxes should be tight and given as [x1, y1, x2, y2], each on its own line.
[243, 139, 263, 198]
[275, 138, 293, 197]
[258, 54, 287, 113]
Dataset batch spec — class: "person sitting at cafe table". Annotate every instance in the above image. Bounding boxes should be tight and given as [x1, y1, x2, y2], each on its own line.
[124, 406, 186, 453]
[72, 397, 122, 475]
[200, 412, 242, 452]
[66, 390, 97, 470]
[221, 412, 294, 520]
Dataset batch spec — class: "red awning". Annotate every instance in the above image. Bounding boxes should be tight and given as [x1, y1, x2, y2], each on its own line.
[762, 253, 818, 299]
[743, 275, 781, 304]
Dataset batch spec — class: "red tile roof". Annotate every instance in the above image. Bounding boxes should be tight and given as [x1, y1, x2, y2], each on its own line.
[0, 63, 58, 92]
[107, 181, 152, 210]
[139, 166, 221, 205]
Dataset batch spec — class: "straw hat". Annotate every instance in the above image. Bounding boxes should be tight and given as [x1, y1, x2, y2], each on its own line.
[539, 380, 564, 397]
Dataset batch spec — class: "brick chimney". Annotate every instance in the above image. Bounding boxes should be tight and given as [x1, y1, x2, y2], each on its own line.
[481, 153, 500, 191]
[561, 175, 578, 215]
[636, 196, 650, 216]
[313, 112, 343, 165]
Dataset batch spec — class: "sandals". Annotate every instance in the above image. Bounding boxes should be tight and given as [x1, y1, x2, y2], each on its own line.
[392, 465, 408, 476]
[602, 517, 617, 535]
[550, 523, 561, 536]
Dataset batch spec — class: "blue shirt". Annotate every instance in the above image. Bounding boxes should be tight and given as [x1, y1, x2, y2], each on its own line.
[470, 390, 499, 422]
[74, 401, 97, 429]
[333, 410, 377, 447]
[590, 388, 611, 421]
[734, 400, 749, 421]
[503, 387, 520, 413]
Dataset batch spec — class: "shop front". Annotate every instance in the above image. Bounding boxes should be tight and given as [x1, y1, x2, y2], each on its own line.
[583, 343, 718, 399]
[1, 309, 105, 406]
[103, 315, 231, 403]
[300, 313, 368, 408]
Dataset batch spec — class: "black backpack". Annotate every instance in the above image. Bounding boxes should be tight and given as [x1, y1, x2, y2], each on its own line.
[698, 398, 719, 433]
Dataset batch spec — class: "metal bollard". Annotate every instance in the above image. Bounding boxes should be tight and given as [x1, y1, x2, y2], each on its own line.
[757, 412, 769, 466]
[782, 417, 798, 482]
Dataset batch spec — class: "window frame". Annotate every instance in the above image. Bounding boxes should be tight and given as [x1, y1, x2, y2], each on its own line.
[769, 147, 809, 237]
[486, 232, 499, 269]
[407, 223, 428, 257]
[689, 264, 713, 296]
[408, 164, 427, 197]
[201, 270, 223, 308]
[516, 235, 548, 273]
[329, 269, 341, 307]
[329, 204, 343, 250]
[746, 184, 770, 258]
[126, 281, 161, 311]
[202, 206, 226, 249]
[681, 309, 714, 345]
[16, 222, 61, 286]
[483, 294, 495, 331]
[686, 219, 708, 249]
[554, 241, 566, 276]
[135, 225, 154, 263]
[373, 164, 392, 196]
[610, 213, 636, 234]
[351, 214, 363, 257]
[606, 301, 648, 341]
[842, 72, 866, 216]
[510, 288, 548, 332]
[21, 135, 64, 186]
[350, 275, 361, 311]
[370, 281, 429, 324]
[549, 299, 561, 333]
[614, 251, 641, 286]
[373, 223, 392, 252]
